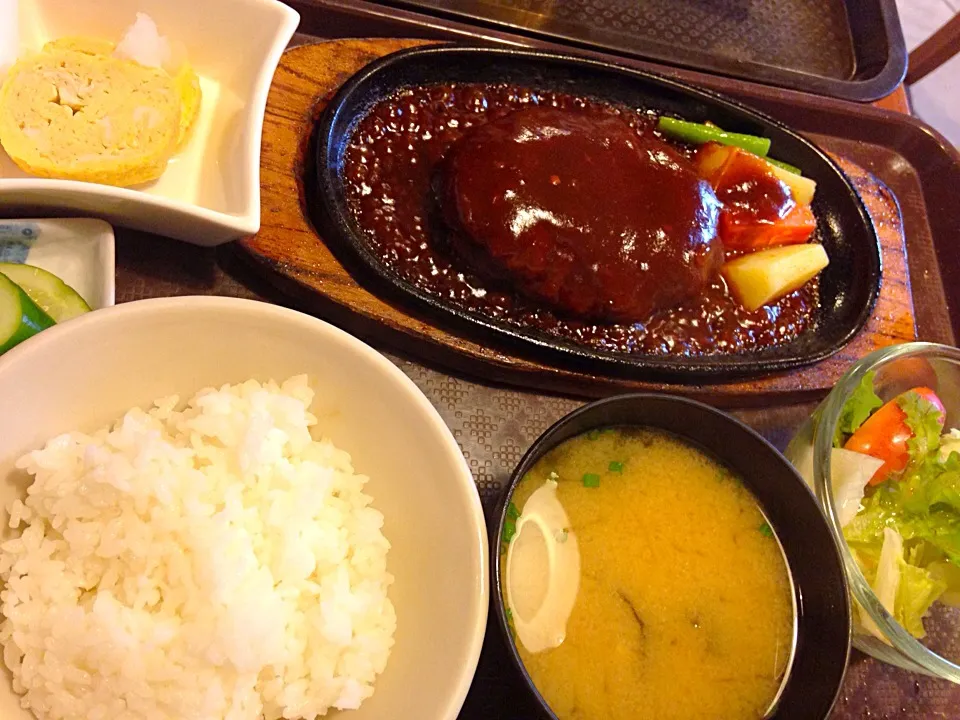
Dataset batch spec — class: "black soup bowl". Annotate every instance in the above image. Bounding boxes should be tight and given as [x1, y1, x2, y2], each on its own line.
[491, 394, 851, 720]
[315, 45, 881, 381]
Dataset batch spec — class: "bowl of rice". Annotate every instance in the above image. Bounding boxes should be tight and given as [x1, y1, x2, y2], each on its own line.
[0, 296, 488, 720]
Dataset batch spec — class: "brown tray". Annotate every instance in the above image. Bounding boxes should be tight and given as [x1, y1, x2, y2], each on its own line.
[354, 0, 908, 101]
[238, 38, 916, 406]
[109, 231, 960, 717]
[99, 5, 960, 716]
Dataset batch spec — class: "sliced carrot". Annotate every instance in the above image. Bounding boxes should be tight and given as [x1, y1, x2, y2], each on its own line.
[720, 202, 817, 251]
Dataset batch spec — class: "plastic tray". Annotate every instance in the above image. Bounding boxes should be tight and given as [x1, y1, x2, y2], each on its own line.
[354, 0, 908, 101]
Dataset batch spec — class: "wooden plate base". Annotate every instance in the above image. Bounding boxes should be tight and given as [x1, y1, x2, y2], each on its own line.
[237, 39, 917, 406]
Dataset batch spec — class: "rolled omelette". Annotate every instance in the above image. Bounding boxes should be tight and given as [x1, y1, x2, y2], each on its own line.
[43, 36, 202, 146]
[0, 43, 201, 186]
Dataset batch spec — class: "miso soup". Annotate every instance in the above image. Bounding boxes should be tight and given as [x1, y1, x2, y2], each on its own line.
[501, 427, 795, 720]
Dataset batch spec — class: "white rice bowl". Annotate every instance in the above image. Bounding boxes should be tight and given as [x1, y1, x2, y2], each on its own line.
[0, 374, 395, 720]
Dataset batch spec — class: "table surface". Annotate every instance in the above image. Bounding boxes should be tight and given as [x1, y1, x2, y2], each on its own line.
[873, 85, 911, 114]
[45, 27, 960, 719]
[113, 204, 959, 718]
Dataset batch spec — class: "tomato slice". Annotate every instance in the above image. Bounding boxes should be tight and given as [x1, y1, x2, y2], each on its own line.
[844, 386, 946, 485]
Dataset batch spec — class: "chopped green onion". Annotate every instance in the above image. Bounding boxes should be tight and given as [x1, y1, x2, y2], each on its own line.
[583, 473, 601, 488]
[502, 520, 517, 544]
[506, 501, 520, 520]
[609, 460, 624, 473]
[657, 116, 771, 157]
[759, 522, 774, 537]
[505, 607, 513, 622]
[765, 156, 803, 176]
[586, 429, 601, 441]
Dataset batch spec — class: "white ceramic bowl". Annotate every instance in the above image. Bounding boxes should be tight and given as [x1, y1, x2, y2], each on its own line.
[0, 297, 488, 720]
[0, 0, 300, 245]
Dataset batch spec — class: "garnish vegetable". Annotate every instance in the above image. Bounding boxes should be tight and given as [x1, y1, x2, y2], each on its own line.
[844, 387, 945, 485]
[830, 377, 960, 639]
[0, 263, 91, 323]
[657, 117, 772, 157]
[720, 244, 829, 312]
[0, 265, 92, 356]
[677, 126, 827, 313]
[582, 473, 601, 488]
[696, 143, 817, 250]
[0, 271, 55, 354]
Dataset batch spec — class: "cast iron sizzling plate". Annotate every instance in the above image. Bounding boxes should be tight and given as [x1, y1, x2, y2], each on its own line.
[314, 45, 882, 381]
[490, 395, 852, 719]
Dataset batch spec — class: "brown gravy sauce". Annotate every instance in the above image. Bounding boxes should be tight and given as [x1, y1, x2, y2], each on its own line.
[341, 83, 817, 357]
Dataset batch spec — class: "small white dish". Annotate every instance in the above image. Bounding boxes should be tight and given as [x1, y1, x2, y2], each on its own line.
[0, 0, 300, 246]
[0, 218, 114, 309]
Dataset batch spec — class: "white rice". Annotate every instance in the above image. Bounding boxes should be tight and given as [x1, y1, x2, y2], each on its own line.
[0, 375, 396, 720]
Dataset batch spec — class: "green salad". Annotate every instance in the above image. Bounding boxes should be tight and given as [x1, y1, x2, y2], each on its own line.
[828, 372, 960, 639]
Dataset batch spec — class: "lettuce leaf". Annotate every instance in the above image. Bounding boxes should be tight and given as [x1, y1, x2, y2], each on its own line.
[831, 448, 885, 527]
[844, 486, 898, 546]
[918, 454, 960, 515]
[939, 429, 960, 461]
[848, 498, 960, 566]
[839, 389, 960, 638]
[896, 558, 947, 637]
[853, 526, 946, 640]
[875, 526, 903, 615]
[896, 453, 960, 516]
[833, 371, 884, 448]
[847, 450, 960, 557]
[928, 560, 960, 607]
[845, 485, 960, 637]
[906, 514, 960, 565]
[858, 527, 903, 641]
[899, 391, 945, 461]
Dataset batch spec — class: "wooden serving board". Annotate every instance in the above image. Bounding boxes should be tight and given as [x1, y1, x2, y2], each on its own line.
[237, 38, 917, 407]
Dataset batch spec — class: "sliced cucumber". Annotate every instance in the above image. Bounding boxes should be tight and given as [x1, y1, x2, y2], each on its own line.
[0, 271, 55, 354]
[0, 263, 91, 322]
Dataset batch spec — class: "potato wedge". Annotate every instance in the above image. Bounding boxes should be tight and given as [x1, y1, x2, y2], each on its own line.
[768, 163, 817, 206]
[722, 244, 829, 311]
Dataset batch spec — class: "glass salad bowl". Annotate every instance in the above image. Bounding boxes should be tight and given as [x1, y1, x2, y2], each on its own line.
[786, 342, 960, 680]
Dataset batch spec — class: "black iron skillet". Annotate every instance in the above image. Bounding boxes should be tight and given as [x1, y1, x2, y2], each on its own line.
[313, 45, 881, 382]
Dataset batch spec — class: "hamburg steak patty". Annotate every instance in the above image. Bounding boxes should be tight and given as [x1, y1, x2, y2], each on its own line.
[438, 106, 724, 322]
